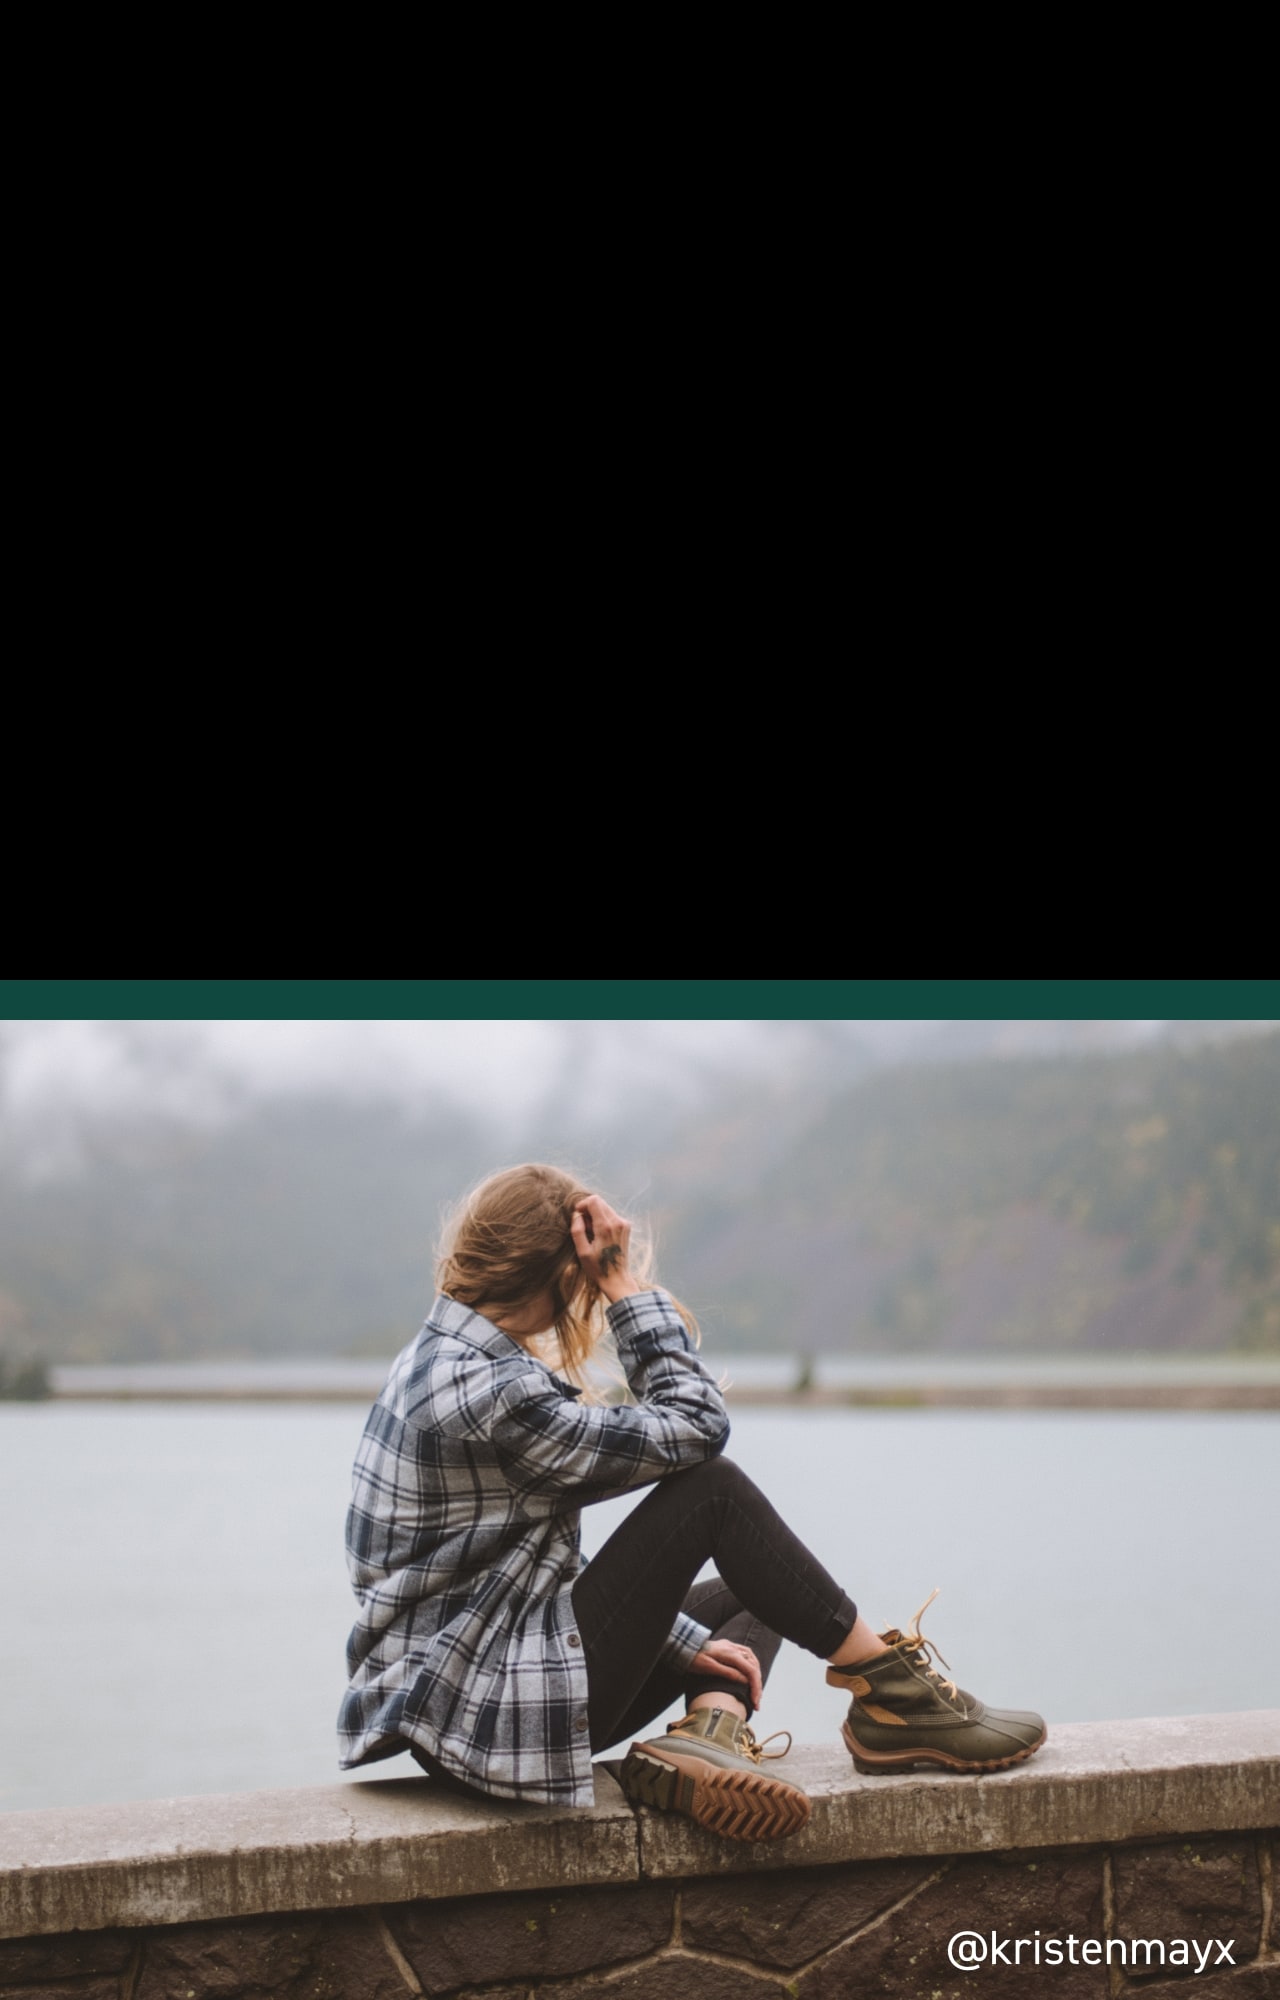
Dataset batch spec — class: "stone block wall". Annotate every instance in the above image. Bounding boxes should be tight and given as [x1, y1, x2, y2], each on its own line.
[1, 1832, 1275, 1997]
[2, 1717, 1277, 1999]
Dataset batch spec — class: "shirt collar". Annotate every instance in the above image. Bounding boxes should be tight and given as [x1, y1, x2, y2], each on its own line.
[425, 1292, 582, 1399]
[426, 1292, 526, 1361]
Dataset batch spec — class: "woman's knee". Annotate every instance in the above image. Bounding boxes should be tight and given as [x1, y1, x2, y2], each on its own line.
[670, 1455, 757, 1502]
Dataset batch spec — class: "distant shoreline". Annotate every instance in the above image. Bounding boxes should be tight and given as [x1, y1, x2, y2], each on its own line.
[35, 1381, 1280, 1410]
[20, 1353, 1279, 1413]
[725, 1382, 1280, 1410]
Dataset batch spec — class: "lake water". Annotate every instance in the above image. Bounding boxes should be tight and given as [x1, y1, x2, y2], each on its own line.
[1, 1402, 1277, 1815]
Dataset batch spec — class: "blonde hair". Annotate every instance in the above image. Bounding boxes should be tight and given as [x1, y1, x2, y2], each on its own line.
[435, 1162, 698, 1391]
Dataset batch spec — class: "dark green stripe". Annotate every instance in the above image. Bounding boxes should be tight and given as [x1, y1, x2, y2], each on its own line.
[2, 980, 1277, 1019]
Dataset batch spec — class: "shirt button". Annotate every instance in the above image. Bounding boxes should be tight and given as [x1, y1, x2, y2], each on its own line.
[575, 1715, 589, 1732]
[568, 1633, 582, 1648]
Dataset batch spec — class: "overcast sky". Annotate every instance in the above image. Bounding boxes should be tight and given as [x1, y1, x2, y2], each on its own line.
[0, 1017, 1188, 1176]
[0, 1019, 879, 1129]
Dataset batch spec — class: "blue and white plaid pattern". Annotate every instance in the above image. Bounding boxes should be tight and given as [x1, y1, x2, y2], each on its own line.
[338, 1288, 730, 1806]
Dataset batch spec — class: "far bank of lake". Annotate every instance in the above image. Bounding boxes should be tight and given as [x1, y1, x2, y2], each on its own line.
[41, 1352, 1280, 1408]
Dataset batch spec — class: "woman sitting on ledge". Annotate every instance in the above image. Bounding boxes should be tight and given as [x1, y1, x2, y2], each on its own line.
[337, 1165, 1046, 1842]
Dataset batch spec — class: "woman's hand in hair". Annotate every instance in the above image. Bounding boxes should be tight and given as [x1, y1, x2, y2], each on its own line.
[571, 1195, 644, 1306]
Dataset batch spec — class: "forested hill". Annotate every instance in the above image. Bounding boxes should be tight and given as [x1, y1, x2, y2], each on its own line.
[653, 1029, 1280, 1355]
[1, 1029, 1277, 1362]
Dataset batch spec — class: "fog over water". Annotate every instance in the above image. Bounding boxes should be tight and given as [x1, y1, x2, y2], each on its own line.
[0, 1019, 1176, 1179]
[7, 1017, 1274, 1368]
[1, 1401, 1276, 1814]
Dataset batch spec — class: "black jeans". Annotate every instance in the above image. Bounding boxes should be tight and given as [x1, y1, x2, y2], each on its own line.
[571, 1455, 858, 1752]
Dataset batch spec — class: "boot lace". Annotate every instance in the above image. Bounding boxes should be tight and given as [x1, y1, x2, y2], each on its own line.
[667, 1715, 794, 1762]
[893, 1587, 962, 1706]
[739, 1723, 793, 1762]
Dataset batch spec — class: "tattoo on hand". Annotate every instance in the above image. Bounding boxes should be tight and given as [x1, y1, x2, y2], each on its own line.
[598, 1244, 622, 1278]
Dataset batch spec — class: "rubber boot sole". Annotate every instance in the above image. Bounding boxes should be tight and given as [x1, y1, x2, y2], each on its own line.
[618, 1743, 810, 1841]
[842, 1716, 1048, 1775]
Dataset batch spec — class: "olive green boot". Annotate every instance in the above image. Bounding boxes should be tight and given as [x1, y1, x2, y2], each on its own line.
[827, 1591, 1047, 1775]
[617, 1707, 810, 1841]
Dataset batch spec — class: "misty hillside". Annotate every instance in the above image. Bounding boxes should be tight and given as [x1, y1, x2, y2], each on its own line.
[1, 1028, 1277, 1361]
[655, 1029, 1280, 1355]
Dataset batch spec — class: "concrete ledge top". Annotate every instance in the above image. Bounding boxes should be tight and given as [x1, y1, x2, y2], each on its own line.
[1, 1711, 1276, 1941]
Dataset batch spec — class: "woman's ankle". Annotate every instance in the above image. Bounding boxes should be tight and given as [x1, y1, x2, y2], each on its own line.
[828, 1612, 892, 1668]
[689, 1690, 748, 1721]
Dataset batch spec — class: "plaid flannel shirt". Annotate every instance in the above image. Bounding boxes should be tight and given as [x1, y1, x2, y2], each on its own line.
[338, 1287, 730, 1807]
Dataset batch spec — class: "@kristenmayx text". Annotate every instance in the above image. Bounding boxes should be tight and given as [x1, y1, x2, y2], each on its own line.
[948, 1932, 1237, 1973]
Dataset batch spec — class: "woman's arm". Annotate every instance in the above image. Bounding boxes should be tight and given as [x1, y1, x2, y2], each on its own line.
[487, 1290, 729, 1506]
[569, 1192, 719, 1416]
[569, 1195, 646, 1312]
[417, 1192, 728, 1510]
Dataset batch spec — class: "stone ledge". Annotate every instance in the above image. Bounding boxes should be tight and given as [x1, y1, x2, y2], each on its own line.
[0, 1771, 636, 1941]
[0, 1712, 1275, 1943]
[616, 1710, 1280, 1880]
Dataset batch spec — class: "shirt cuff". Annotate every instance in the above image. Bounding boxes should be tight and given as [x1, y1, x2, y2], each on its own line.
[660, 1611, 711, 1673]
[605, 1289, 691, 1346]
